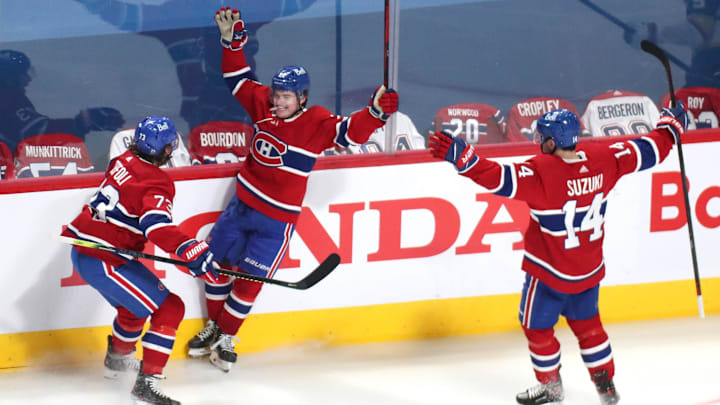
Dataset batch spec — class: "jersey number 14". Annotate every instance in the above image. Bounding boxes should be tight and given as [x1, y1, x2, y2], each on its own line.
[561, 192, 605, 249]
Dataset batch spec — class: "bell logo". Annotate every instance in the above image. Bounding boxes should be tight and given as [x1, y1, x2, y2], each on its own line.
[278, 67, 306, 78]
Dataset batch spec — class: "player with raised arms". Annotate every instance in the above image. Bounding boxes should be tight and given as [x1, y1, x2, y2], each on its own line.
[61, 116, 219, 405]
[429, 105, 688, 405]
[185, 7, 399, 373]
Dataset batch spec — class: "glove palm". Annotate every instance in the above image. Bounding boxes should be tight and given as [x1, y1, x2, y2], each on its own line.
[215, 7, 247, 50]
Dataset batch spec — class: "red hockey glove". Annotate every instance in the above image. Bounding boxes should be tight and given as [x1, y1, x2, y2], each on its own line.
[368, 85, 399, 121]
[177, 239, 219, 283]
[657, 100, 689, 144]
[429, 130, 478, 172]
[215, 7, 247, 51]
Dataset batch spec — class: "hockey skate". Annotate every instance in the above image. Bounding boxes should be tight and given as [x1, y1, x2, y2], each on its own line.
[104, 335, 141, 379]
[209, 333, 239, 372]
[131, 370, 180, 405]
[516, 377, 564, 405]
[593, 370, 620, 405]
[187, 319, 219, 357]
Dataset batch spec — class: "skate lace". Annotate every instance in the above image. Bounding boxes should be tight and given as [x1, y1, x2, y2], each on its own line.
[147, 375, 171, 399]
[210, 333, 239, 351]
[107, 350, 141, 371]
[197, 320, 217, 340]
[526, 383, 546, 399]
[119, 354, 141, 371]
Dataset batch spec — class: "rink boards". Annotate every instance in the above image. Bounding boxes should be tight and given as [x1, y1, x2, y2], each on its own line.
[1, 132, 720, 369]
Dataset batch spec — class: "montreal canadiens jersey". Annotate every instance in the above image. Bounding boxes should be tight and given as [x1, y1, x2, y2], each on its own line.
[62, 150, 193, 267]
[459, 128, 676, 293]
[660, 87, 720, 129]
[507, 97, 584, 142]
[14, 133, 94, 178]
[0, 141, 13, 180]
[188, 120, 252, 164]
[581, 90, 660, 137]
[347, 111, 426, 153]
[109, 128, 192, 168]
[433, 103, 506, 144]
[222, 47, 386, 223]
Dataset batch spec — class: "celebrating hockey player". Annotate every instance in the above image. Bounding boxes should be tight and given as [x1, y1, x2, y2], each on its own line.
[429, 105, 688, 405]
[186, 7, 399, 372]
[61, 116, 219, 405]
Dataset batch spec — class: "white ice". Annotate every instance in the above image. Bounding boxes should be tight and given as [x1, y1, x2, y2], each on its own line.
[0, 316, 718, 405]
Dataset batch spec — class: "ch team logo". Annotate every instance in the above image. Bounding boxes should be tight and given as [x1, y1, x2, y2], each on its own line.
[252, 131, 288, 166]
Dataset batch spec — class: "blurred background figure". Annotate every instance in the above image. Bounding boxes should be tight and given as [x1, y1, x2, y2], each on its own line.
[72, 0, 318, 131]
[624, 0, 720, 88]
[0, 49, 125, 161]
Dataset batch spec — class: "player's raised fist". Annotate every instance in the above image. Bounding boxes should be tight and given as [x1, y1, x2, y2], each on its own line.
[657, 100, 688, 143]
[215, 7, 247, 51]
[429, 130, 478, 172]
[368, 85, 399, 121]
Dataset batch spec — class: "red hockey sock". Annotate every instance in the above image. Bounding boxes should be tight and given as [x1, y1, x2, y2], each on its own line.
[141, 293, 184, 375]
[112, 307, 146, 355]
[217, 278, 262, 335]
[568, 314, 615, 381]
[523, 327, 562, 384]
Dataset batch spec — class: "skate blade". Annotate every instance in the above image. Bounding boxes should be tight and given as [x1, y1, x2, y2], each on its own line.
[209, 352, 233, 373]
[131, 395, 155, 405]
[188, 347, 211, 358]
[104, 367, 136, 380]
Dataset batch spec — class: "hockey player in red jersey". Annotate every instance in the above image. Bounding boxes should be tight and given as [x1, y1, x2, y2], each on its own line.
[186, 7, 398, 372]
[61, 116, 219, 405]
[429, 105, 688, 405]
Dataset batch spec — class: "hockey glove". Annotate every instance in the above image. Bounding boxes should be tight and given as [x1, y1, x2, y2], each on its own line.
[429, 130, 478, 172]
[177, 239, 219, 283]
[75, 107, 125, 135]
[368, 85, 399, 121]
[215, 7, 247, 51]
[657, 100, 689, 144]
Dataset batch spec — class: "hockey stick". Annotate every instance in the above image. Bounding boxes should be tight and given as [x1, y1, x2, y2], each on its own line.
[383, 0, 390, 88]
[578, 0, 690, 72]
[57, 236, 341, 290]
[640, 40, 704, 319]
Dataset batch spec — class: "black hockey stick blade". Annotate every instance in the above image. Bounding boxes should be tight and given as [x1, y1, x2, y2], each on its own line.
[640, 40, 677, 106]
[212, 252, 340, 290]
[57, 235, 340, 290]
